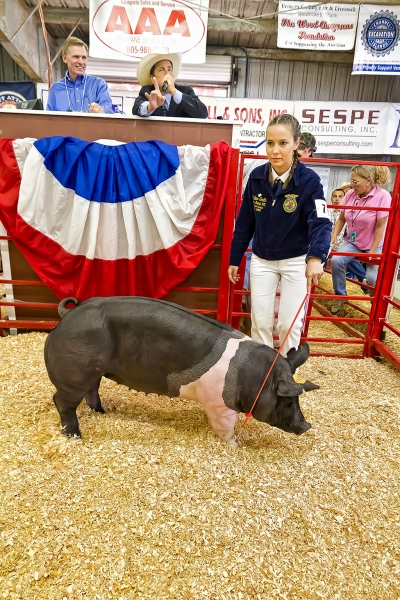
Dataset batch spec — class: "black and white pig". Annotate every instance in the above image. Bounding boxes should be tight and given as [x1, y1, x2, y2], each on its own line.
[44, 297, 319, 444]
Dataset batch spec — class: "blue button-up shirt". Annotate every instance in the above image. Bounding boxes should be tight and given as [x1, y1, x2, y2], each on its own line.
[46, 71, 114, 114]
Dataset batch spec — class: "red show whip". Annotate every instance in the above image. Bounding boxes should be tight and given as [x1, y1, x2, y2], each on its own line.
[243, 292, 310, 425]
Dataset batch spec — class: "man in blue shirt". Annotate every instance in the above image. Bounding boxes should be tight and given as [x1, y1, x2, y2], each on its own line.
[46, 37, 113, 114]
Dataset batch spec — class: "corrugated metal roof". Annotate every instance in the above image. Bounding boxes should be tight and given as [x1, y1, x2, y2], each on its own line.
[0, 46, 32, 81]
[24, 0, 280, 49]
[25, 0, 89, 40]
[232, 57, 400, 103]
[25, 0, 88, 7]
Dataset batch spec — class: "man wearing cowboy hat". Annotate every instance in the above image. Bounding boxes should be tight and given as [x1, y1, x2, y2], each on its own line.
[133, 52, 208, 119]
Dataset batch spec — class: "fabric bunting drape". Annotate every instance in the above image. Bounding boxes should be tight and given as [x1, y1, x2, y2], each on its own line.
[0, 136, 232, 300]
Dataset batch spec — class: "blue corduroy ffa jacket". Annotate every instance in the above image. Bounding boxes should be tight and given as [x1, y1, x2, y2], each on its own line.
[229, 160, 332, 266]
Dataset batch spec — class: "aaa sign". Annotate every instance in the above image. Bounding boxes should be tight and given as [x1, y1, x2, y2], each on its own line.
[89, 0, 209, 63]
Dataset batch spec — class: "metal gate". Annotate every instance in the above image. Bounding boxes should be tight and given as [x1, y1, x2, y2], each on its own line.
[228, 154, 400, 371]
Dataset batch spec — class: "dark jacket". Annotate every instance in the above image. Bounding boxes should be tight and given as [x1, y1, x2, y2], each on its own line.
[132, 84, 208, 119]
[229, 160, 332, 265]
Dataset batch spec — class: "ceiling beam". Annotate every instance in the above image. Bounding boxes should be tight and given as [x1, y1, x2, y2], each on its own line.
[0, 0, 44, 80]
[42, 7, 89, 26]
[208, 17, 276, 34]
[207, 45, 354, 64]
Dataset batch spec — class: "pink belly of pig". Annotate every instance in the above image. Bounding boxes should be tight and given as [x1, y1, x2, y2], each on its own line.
[179, 337, 248, 444]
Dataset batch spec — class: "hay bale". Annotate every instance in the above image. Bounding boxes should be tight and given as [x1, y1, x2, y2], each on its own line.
[0, 332, 399, 599]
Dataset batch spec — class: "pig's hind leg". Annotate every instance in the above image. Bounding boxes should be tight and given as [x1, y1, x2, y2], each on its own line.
[85, 378, 105, 413]
[53, 376, 104, 437]
[53, 390, 84, 437]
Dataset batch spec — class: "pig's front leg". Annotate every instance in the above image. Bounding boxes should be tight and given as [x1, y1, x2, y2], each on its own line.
[85, 378, 105, 413]
[199, 400, 238, 446]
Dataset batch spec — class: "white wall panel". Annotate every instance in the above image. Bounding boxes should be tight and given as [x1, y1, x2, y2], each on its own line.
[86, 55, 232, 85]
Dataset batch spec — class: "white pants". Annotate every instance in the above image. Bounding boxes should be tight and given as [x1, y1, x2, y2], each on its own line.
[250, 253, 307, 357]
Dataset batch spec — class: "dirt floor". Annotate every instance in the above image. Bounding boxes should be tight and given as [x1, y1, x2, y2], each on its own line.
[1, 321, 399, 598]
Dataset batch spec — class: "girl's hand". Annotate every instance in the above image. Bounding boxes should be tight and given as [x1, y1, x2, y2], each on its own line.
[306, 257, 323, 292]
[228, 266, 240, 284]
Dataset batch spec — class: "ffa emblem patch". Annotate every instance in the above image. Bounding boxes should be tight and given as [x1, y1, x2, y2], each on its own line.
[253, 193, 267, 212]
[283, 194, 298, 213]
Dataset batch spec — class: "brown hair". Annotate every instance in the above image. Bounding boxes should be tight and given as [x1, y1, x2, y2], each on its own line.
[266, 113, 301, 190]
[150, 59, 173, 76]
[331, 188, 345, 196]
[61, 37, 88, 57]
[351, 165, 391, 188]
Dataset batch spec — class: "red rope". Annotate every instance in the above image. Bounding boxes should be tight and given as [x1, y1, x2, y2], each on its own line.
[243, 292, 310, 425]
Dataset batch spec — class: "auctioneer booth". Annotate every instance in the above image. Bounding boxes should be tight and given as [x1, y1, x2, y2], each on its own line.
[0, 110, 241, 329]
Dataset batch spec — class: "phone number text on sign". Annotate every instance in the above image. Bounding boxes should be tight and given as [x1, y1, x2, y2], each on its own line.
[126, 45, 170, 54]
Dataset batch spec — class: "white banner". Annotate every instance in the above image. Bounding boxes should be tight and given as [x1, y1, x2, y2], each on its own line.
[199, 98, 294, 153]
[89, 0, 208, 64]
[36, 79, 400, 155]
[294, 101, 395, 154]
[278, 1, 358, 51]
[353, 5, 400, 75]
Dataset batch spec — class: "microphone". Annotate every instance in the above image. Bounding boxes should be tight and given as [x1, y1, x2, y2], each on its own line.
[161, 80, 168, 92]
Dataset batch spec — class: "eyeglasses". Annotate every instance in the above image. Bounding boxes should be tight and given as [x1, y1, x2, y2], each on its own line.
[349, 180, 359, 185]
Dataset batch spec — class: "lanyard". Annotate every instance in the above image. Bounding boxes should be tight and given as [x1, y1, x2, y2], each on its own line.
[350, 196, 369, 228]
[64, 75, 87, 112]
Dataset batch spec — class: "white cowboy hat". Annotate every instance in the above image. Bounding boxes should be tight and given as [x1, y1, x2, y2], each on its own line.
[136, 52, 182, 86]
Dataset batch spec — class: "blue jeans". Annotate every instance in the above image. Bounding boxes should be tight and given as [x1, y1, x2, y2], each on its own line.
[331, 241, 382, 296]
[347, 259, 367, 282]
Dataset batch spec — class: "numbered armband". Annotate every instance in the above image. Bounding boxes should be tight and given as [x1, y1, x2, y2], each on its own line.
[314, 198, 327, 218]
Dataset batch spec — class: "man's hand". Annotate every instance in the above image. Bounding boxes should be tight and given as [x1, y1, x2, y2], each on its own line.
[162, 72, 176, 95]
[228, 266, 240, 284]
[306, 257, 323, 292]
[89, 102, 105, 114]
[145, 78, 166, 112]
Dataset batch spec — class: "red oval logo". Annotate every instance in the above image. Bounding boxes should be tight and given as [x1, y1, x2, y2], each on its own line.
[91, 0, 206, 60]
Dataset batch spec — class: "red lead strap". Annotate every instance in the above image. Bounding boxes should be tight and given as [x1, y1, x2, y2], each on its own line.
[243, 292, 310, 425]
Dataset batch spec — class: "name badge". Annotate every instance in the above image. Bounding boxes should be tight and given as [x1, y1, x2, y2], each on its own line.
[350, 232, 356, 242]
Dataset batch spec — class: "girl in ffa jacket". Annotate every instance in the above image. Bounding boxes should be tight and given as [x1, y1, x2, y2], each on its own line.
[228, 114, 332, 357]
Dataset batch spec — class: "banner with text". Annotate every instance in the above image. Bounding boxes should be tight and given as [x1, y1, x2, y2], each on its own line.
[199, 97, 294, 154]
[278, 1, 358, 51]
[353, 5, 400, 75]
[89, 0, 209, 63]
[293, 101, 400, 154]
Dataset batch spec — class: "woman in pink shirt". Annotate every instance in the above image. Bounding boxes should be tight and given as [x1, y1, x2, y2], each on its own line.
[330, 165, 391, 315]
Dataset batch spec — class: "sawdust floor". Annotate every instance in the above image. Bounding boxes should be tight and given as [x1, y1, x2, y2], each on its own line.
[1, 331, 400, 600]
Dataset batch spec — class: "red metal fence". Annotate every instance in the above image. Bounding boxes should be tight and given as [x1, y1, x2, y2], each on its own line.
[227, 155, 400, 370]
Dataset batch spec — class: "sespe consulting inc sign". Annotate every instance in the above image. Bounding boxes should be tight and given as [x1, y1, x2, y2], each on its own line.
[89, 0, 209, 63]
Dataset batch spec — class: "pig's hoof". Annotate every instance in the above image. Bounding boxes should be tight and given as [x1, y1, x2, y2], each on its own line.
[62, 427, 81, 438]
[226, 436, 238, 447]
[91, 405, 105, 414]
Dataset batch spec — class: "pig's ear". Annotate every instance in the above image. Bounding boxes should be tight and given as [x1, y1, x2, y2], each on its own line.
[286, 343, 310, 374]
[302, 380, 320, 392]
[293, 374, 320, 392]
[275, 371, 304, 397]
